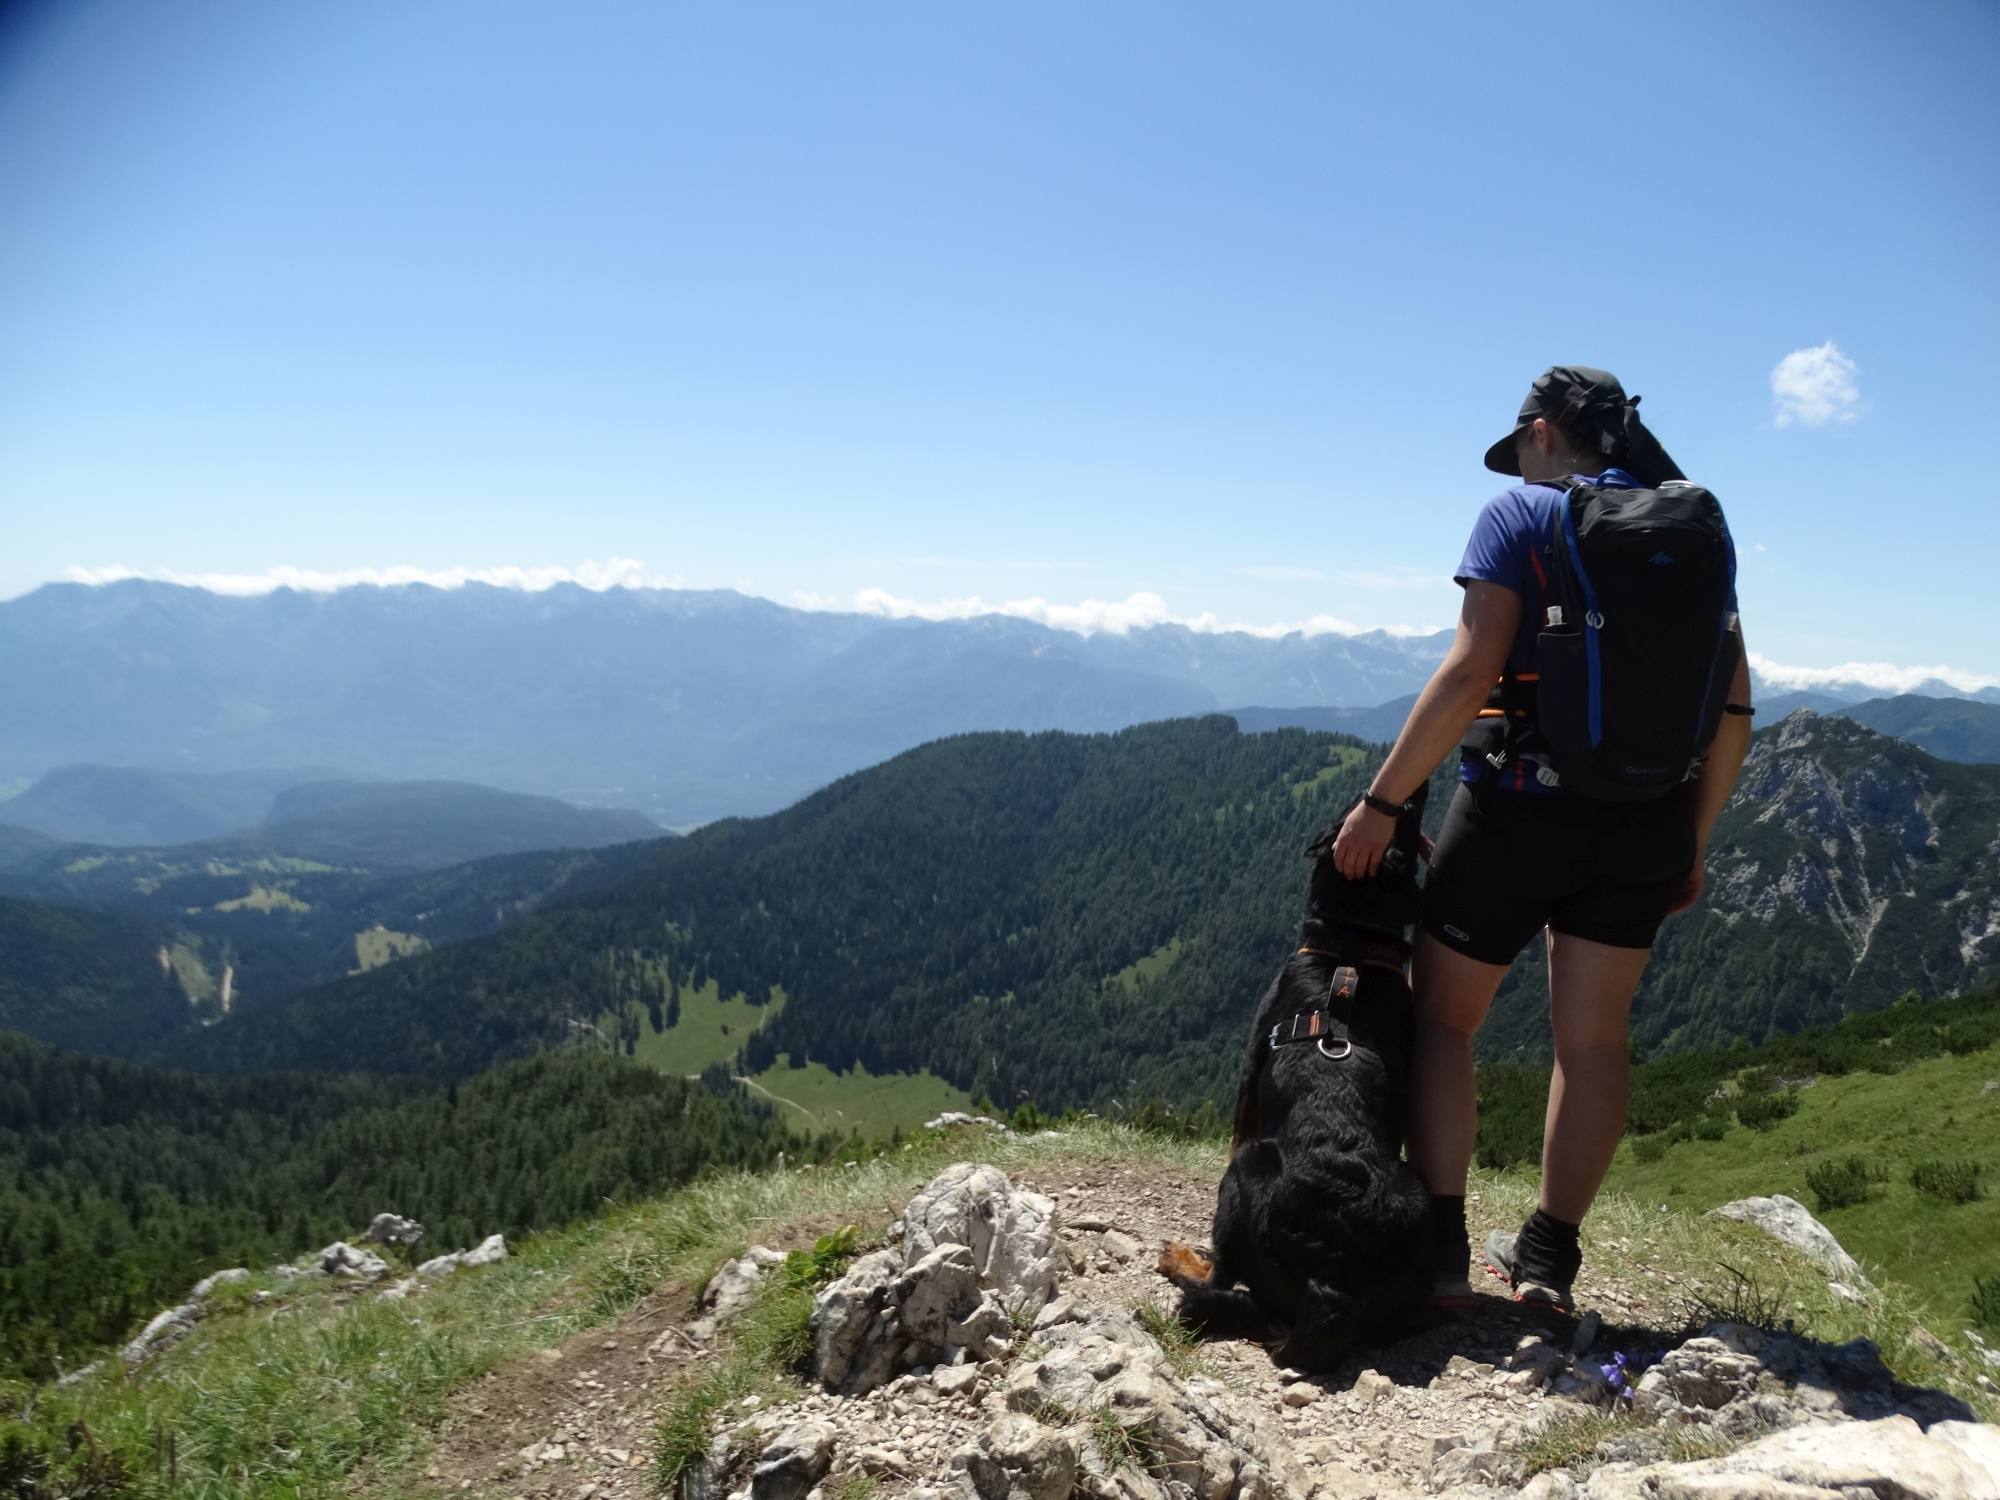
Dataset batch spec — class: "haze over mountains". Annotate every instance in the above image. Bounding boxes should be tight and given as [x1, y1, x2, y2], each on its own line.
[1, 580, 1452, 824]
[10, 579, 2000, 828]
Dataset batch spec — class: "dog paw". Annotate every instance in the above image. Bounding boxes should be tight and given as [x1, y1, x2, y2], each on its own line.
[1157, 1240, 1214, 1284]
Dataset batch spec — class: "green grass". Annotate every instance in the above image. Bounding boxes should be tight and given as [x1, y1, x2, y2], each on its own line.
[1289, 743, 1370, 800]
[614, 976, 974, 1139]
[1601, 1041, 2000, 1327]
[1104, 938, 1184, 997]
[622, 975, 783, 1077]
[352, 926, 428, 972]
[741, 1056, 974, 1141]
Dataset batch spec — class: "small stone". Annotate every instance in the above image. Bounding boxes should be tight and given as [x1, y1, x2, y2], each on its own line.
[1282, 1383, 1320, 1407]
[935, 1364, 981, 1398]
[1098, 1230, 1142, 1263]
[1352, 1369, 1395, 1404]
[749, 1423, 835, 1500]
[956, 1413, 1074, 1500]
[1570, 1310, 1603, 1355]
[1905, 1325, 1953, 1361]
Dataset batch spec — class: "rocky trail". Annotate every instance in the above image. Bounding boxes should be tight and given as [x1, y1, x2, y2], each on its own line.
[405, 1150, 1999, 1500]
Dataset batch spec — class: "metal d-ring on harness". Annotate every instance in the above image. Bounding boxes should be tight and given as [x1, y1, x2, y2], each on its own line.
[1267, 961, 1360, 1061]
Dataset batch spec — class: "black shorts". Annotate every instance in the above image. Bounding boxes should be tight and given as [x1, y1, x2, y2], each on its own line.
[1420, 779, 1697, 966]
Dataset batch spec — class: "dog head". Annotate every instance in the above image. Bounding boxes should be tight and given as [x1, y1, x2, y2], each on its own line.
[1298, 784, 1427, 958]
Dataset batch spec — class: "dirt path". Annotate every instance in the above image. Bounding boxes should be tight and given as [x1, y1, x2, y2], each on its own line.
[414, 1156, 1686, 1500]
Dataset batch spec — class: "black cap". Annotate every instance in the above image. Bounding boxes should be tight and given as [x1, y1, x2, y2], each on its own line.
[1483, 366, 1625, 474]
[1483, 366, 1685, 485]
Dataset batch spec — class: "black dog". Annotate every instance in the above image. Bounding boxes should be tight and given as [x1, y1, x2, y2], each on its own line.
[1159, 788, 1433, 1371]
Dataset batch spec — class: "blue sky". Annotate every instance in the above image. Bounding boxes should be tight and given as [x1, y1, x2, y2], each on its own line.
[1, 0, 1996, 690]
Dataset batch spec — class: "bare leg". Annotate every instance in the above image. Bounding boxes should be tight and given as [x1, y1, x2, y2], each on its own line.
[1540, 931, 1651, 1222]
[1407, 929, 1511, 1195]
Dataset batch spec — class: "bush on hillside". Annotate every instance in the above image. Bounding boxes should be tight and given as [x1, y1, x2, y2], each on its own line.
[1474, 1063, 1548, 1170]
[1806, 1156, 1874, 1212]
[1910, 1159, 1982, 1204]
[1734, 1089, 1802, 1132]
[1630, 1134, 1671, 1165]
[1974, 1272, 2000, 1332]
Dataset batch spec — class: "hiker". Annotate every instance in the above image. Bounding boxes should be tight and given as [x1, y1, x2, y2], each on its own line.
[1330, 366, 1754, 1313]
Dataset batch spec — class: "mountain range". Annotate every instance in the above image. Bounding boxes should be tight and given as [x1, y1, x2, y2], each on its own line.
[0, 580, 1453, 824]
[11, 580, 2000, 829]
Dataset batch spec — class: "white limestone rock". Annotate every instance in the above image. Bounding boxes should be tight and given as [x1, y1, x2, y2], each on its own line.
[121, 1305, 197, 1366]
[811, 1243, 1011, 1396]
[361, 1212, 425, 1247]
[951, 1413, 1075, 1500]
[749, 1422, 836, 1500]
[1708, 1194, 1871, 1287]
[189, 1267, 249, 1301]
[416, 1233, 507, 1278]
[1581, 1414, 2000, 1499]
[458, 1233, 507, 1267]
[314, 1241, 391, 1279]
[901, 1162, 1058, 1310]
[691, 1245, 787, 1342]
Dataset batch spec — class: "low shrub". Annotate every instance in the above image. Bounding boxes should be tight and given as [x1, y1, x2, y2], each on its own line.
[1910, 1159, 1982, 1205]
[1973, 1272, 2000, 1332]
[1693, 1113, 1730, 1142]
[1734, 1090, 1801, 1133]
[1631, 1134, 1671, 1165]
[1805, 1156, 1872, 1212]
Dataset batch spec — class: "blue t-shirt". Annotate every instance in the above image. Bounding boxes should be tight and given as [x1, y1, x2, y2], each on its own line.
[1453, 469, 1739, 794]
[1455, 469, 1739, 677]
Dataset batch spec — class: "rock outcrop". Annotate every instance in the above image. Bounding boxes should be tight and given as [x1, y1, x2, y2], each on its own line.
[416, 1233, 508, 1278]
[1708, 1194, 1871, 1291]
[362, 1212, 426, 1247]
[1583, 1415, 2000, 1499]
[902, 1162, 1060, 1309]
[692, 1246, 789, 1344]
[1631, 1322, 1972, 1435]
[811, 1165, 1056, 1397]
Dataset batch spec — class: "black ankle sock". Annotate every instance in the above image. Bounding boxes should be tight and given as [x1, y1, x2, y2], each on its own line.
[1515, 1208, 1582, 1288]
[1427, 1194, 1469, 1279]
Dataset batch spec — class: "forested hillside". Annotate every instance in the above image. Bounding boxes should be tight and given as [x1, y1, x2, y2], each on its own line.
[165, 718, 1397, 1106]
[0, 1034, 801, 1382]
[50, 709, 2000, 1107]
[0, 838, 667, 1053]
[0, 898, 190, 1055]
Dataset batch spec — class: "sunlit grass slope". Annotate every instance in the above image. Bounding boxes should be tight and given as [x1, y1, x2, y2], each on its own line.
[1603, 1041, 2000, 1326]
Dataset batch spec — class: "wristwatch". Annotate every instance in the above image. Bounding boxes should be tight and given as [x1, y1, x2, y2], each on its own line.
[1362, 791, 1412, 818]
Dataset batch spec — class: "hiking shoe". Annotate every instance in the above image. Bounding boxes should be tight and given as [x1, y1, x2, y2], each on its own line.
[1482, 1229, 1575, 1314]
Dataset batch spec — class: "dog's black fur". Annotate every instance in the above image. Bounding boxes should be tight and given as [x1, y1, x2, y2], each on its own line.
[1160, 788, 1433, 1371]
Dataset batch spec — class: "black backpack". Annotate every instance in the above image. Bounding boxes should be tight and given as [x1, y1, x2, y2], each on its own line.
[1482, 477, 1742, 801]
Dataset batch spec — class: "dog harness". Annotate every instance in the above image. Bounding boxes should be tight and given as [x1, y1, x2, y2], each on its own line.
[1268, 944, 1408, 1061]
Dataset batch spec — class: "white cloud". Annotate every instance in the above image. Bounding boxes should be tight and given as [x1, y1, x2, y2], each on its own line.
[813, 587, 1442, 639]
[1749, 651, 2000, 696]
[63, 559, 678, 595]
[1770, 341, 1862, 427]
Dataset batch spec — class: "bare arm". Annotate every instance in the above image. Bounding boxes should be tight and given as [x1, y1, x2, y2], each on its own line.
[1331, 581, 1521, 879]
[1668, 638, 1754, 914]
